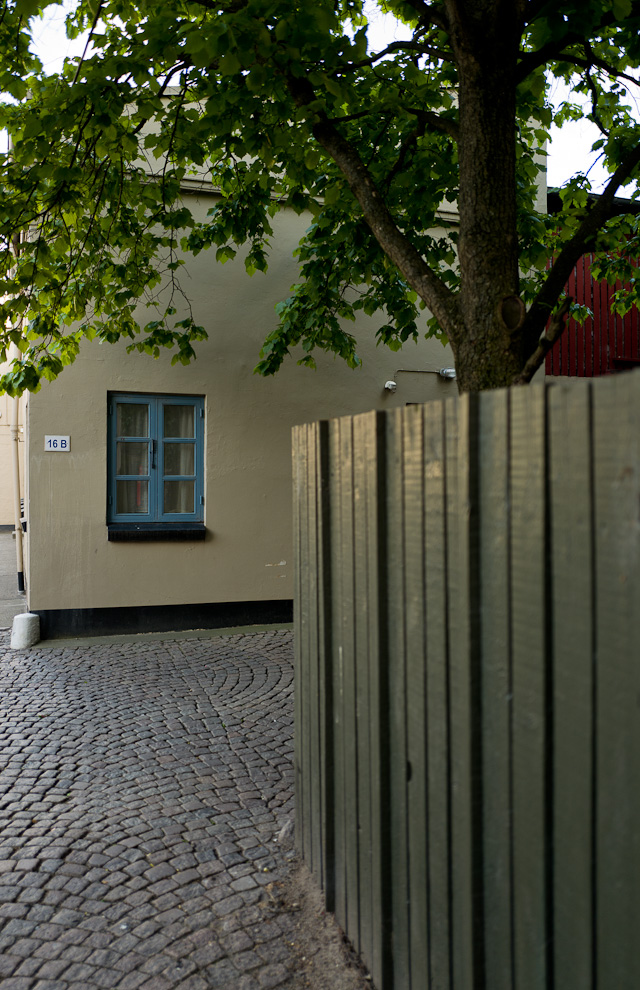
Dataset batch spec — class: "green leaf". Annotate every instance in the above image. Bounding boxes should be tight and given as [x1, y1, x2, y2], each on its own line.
[305, 148, 321, 170]
[15, 0, 46, 18]
[219, 52, 241, 75]
[613, 0, 632, 18]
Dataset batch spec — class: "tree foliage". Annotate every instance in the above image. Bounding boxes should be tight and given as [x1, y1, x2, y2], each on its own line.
[1, 0, 640, 393]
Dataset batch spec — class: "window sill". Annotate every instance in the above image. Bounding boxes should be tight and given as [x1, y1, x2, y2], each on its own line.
[108, 523, 206, 542]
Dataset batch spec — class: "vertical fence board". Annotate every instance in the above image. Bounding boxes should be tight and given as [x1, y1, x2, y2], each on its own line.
[402, 405, 429, 989]
[585, 266, 594, 375]
[593, 279, 602, 376]
[423, 400, 452, 990]
[446, 395, 480, 990]
[338, 416, 361, 948]
[547, 381, 594, 990]
[329, 419, 347, 927]
[386, 408, 410, 989]
[614, 282, 623, 365]
[354, 413, 374, 966]
[593, 374, 640, 990]
[297, 423, 314, 865]
[510, 385, 549, 990]
[576, 258, 585, 375]
[292, 424, 306, 858]
[306, 423, 323, 879]
[478, 390, 513, 990]
[363, 411, 392, 990]
[316, 421, 335, 907]
[596, 274, 606, 373]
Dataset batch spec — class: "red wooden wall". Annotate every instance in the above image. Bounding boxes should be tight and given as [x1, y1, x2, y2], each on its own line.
[545, 253, 640, 376]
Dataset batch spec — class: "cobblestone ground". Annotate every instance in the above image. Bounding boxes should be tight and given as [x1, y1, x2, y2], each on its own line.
[0, 629, 306, 990]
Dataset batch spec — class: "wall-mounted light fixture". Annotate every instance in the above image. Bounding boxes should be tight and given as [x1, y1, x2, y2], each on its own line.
[384, 380, 397, 392]
[438, 368, 456, 380]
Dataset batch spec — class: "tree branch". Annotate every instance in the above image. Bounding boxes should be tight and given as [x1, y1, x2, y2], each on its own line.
[517, 34, 583, 83]
[405, 106, 459, 141]
[72, 0, 105, 85]
[525, 0, 551, 19]
[385, 120, 426, 189]
[184, 0, 248, 10]
[336, 38, 450, 73]
[285, 74, 461, 337]
[543, 50, 640, 91]
[400, 0, 449, 31]
[585, 58, 638, 90]
[517, 2, 640, 84]
[584, 62, 608, 136]
[512, 295, 571, 384]
[521, 140, 640, 353]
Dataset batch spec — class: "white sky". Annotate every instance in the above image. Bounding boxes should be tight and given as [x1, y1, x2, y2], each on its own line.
[24, 2, 635, 195]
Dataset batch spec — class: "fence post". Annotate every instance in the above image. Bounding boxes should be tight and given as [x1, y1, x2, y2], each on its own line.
[317, 420, 335, 909]
[447, 392, 485, 990]
[477, 388, 513, 990]
[593, 373, 640, 989]
[510, 385, 551, 990]
[423, 399, 453, 990]
[293, 420, 334, 903]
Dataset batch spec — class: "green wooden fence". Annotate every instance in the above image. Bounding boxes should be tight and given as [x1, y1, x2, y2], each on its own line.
[292, 372, 640, 990]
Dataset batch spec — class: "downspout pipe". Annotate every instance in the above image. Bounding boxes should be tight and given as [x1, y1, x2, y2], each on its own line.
[10, 363, 24, 593]
[8, 181, 26, 594]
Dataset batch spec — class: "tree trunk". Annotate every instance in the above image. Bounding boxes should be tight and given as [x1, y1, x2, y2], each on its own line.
[446, 0, 527, 391]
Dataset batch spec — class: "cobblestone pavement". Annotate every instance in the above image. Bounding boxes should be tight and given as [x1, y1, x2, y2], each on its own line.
[0, 628, 307, 990]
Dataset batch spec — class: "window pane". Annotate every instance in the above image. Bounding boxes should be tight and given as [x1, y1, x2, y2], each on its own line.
[164, 405, 194, 438]
[164, 443, 194, 476]
[116, 442, 148, 476]
[117, 403, 149, 438]
[163, 480, 194, 513]
[116, 480, 149, 514]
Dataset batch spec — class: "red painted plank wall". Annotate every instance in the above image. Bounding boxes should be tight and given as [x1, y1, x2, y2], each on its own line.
[545, 253, 640, 376]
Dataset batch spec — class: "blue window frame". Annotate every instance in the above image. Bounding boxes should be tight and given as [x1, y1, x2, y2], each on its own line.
[108, 393, 204, 526]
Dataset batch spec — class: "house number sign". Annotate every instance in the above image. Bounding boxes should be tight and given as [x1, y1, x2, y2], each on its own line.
[44, 436, 71, 451]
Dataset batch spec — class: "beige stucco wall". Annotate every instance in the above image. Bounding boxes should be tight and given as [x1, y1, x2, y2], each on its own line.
[26, 199, 457, 613]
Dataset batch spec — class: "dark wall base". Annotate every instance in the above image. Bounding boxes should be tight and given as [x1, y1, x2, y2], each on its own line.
[34, 600, 294, 641]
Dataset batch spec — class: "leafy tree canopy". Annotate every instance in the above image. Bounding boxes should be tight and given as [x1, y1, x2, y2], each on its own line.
[1, 0, 640, 394]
